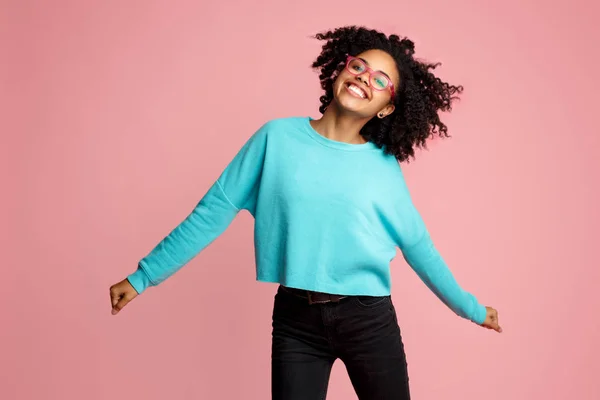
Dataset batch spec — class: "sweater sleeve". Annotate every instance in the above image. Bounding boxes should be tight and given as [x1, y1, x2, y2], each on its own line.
[388, 168, 487, 325]
[127, 123, 270, 294]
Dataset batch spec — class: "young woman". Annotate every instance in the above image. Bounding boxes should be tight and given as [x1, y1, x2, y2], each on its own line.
[110, 26, 501, 400]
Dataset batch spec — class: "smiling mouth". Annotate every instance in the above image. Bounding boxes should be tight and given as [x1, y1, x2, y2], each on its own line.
[345, 82, 368, 99]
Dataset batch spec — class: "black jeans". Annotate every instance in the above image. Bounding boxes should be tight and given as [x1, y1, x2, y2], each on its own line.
[271, 285, 410, 400]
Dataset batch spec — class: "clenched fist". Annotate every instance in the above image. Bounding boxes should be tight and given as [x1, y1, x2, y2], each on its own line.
[109, 278, 138, 315]
[481, 306, 502, 333]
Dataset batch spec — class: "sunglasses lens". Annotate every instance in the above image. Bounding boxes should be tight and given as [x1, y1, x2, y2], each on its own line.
[347, 58, 366, 74]
[371, 73, 389, 90]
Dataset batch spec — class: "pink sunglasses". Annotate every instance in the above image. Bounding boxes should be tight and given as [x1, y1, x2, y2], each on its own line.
[345, 56, 396, 100]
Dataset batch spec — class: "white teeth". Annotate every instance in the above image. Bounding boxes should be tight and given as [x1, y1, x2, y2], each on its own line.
[348, 84, 366, 99]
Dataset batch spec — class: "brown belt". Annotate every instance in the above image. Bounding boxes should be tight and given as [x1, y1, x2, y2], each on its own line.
[281, 286, 348, 305]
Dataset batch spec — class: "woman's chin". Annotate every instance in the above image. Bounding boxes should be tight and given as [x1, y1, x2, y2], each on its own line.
[337, 103, 373, 118]
[334, 98, 372, 117]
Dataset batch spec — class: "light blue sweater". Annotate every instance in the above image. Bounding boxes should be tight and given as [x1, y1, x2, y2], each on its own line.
[127, 116, 487, 324]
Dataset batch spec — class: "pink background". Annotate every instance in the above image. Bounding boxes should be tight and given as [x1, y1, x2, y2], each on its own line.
[3, 0, 599, 399]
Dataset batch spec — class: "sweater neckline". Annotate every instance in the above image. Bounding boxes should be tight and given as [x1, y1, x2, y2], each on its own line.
[303, 117, 379, 152]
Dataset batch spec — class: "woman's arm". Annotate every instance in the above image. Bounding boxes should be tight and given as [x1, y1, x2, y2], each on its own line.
[389, 167, 487, 324]
[127, 122, 271, 294]
[399, 228, 487, 324]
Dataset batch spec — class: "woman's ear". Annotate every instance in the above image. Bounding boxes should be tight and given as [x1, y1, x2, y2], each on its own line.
[377, 104, 395, 118]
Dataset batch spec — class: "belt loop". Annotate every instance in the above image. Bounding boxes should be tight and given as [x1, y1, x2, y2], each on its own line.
[307, 292, 314, 305]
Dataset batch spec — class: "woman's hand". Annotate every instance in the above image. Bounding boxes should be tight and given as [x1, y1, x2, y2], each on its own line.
[481, 306, 502, 333]
[109, 278, 138, 315]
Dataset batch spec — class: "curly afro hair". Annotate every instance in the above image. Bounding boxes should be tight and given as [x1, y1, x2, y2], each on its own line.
[312, 26, 463, 163]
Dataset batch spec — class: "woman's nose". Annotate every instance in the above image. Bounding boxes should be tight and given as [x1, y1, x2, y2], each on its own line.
[357, 74, 370, 86]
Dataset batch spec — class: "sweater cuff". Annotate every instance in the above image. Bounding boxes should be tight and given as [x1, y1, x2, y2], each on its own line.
[127, 265, 153, 295]
[473, 303, 487, 325]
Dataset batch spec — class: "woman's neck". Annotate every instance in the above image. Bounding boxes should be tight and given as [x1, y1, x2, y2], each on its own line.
[309, 103, 370, 145]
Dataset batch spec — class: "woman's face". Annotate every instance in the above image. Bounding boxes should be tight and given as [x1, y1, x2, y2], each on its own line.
[332, 49, 399, 119]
